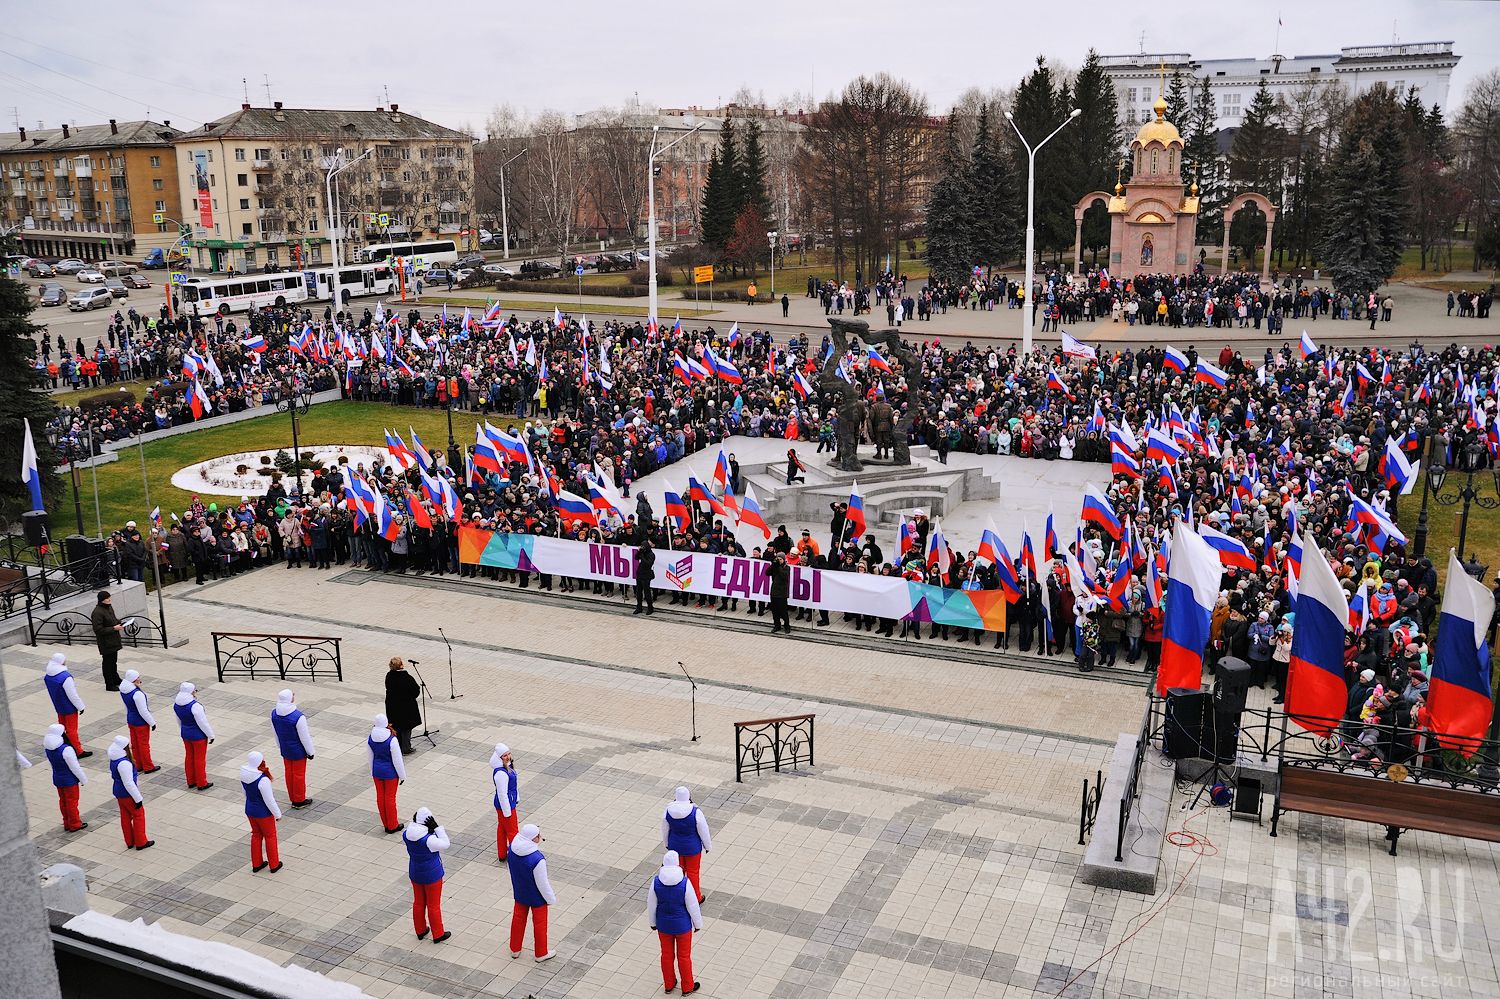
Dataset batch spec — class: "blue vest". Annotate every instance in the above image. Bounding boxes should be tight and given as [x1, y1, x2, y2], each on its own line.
[175, 699, 207, 741]
[493, 765, 518, 811]
[271, 708, 307, 760]
[110, 755, 135, 800]
[45, 670, 78, 716]
[122, 688, 149, 727]
[243, 773, 273, 818]
[369, 735, 397, 779]
[653, 876, 693, 935]
[509, 848, 547, 908]
[666, 806, 702, 856]
[406, 830, 444, 885]
[46, 744, 79, 788]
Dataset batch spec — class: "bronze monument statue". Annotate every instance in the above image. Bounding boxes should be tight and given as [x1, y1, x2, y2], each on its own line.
[817, 318, 927, 470]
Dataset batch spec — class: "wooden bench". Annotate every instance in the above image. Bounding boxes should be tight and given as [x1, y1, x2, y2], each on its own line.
[1271, 763, 1500, 855]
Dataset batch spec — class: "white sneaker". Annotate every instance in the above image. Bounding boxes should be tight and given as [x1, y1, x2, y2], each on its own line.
[510, 951, 521, 960]
[535, 951, 556, 963]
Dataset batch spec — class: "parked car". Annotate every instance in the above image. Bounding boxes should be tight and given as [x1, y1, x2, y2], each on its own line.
[607, 252, 637, 270]
[104, 278, 129, 298]
[39, 284, 67, 307]
[451, 267, 476, 284]
[482, 263, 515, 278]
[68, 286, 113, 311]
[519, 259, 560, 279]
[23, 258, 56, 278]
[76, 268, 105, 283]
[98, 260, 137, 277]
[478, 229, 494, 245]
[422, 267, 452, 285]
[53, 258, 88, 275]
[141, 247, 186, 269]
[122, 272, 152, 290]
[455, 254, 485, 270]
[634, 249, 652, 263]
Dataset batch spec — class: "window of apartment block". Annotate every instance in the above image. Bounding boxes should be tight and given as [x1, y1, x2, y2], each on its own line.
[239, 199, 250, 209]
[152, 179, 163, 190]
[281, 149, 291, 160]
[305, 196, 316, 208]
[235, 148, 246, 161]
[302, 148, 313, 160]
[241, 222, 252, 236]
[154, 200, 166, 211]
[256, 148, 272, 160]
[1127, 87, 1137, 103]
[237, 174, 248, 186]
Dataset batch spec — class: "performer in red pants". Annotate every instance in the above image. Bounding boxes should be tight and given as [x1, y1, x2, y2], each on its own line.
[367, 714, 406, 833]
[405, 807, 451, 943]
[508, 824, 557, 961]
[647, 850, 704, 994]
[271, 689, 315, 807]
[491, 743, 519, 862]
[108, 735, 152, 850]
[43, 723, 87, 832]
[173, 681, 215, 790]
[240, 751, 283, 872]
[44, 653, 89, 758]
[120, 670, 159, 773]
[662, 786, 713, 903]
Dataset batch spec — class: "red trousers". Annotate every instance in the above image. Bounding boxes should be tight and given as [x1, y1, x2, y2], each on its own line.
[681, 852, 705, 902]
[658, 930, 695, 991]
[496, 808, 519, 861]
[116, 798, 147, 847]
[57, 784, 82, 831]
[248, 815, 279, 868]
[182, 738, 208, 788]
[412, 880, 444, 937]
[374, 777, 399, 831]
[283, 757, 307, 804]
[510, 902, 548, 956]
[59, 713, 82, 754]
[128, 724, 154, 771]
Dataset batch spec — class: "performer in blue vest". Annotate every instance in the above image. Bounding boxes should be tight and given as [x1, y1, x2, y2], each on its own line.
[507, 823, 557, 962]
[44, 653, 90, 758]
[368, 713, 406, 833]
[404, 807, 451, 943]
[271, 689, 315, 808]
[240, 751, 283, 872]
[661, 786, 713, 903]
[120, 670, 158, 774]
[42, 722, 87, 832]
[490, 742, 519, 862]
[173, 681, 215, 790]
[646, 850, 704, 994]
[107, 734, 152, 850]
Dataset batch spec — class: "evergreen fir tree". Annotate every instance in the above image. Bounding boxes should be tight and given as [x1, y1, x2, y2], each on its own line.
[0, 275, 62, 524]
[1226, 79, 1282, 264]
[737, 119, 774, 228]
[699, 118, 742, 252]
[1317, 85, 1410, 293]
[1184, 76, 1224, 244]
[968, 104, 1017, 268]
[923, 113, 975, 283]
[1071, 50, 1123, 264]
[1164, 71, 1190, 131]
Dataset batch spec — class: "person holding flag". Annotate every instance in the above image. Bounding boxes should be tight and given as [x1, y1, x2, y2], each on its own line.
[1427, 551, 1497, 755]
[1283, 533, 1351, 722]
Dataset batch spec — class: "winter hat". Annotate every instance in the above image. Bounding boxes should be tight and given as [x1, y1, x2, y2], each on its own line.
[662, 850, 681, 869]
[371, 714, 391, 740]
[108, 735, 129, 759]
[47, 723, 64, 737]
[1359, 669, 1375, 682]
[276, 689, 293, 706]
[123, 669, 141, 684]
[178, 681, 196, 696]
[490, 743, 509, 767]
[48, 652, 65, 668]
[675, 786, 691, 803]
[246, 751, 264, 769]
[520, 823, 540, 841]
[413, 806, 434, 825]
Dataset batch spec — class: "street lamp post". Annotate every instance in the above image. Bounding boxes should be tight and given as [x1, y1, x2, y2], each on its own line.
[1428, 441, 1500, 565]
[324, 148, 372, 315]
[282, 376, 314, 497]
[1005, 108, 1080, 357]
[768, 230, 778, 305]
[648, 122, 705, 324]
[442, 327, 460, 472]
[46, 427, 86, 535]
[1413, 432, 1442, 556]
[497, 148, 528, 260]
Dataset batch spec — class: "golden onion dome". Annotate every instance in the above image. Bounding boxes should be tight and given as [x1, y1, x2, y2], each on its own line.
[1133, 95, 1182, 148]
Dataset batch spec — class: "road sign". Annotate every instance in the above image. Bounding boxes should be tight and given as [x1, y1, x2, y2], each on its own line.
[575, 265, 585, 276]
[152, 212, 164, 224]
[693, 265, 714, 284]
[170, 272, 186, 284]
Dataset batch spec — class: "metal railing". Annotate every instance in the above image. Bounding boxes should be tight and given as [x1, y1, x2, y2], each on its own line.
[1114, 695, 1162, 861]
[30, 609, 167, 648]
[1, 548, 122, 630]
[734, 713, 815, 781]
[212, 632, 343, 682]
[1078, 769, 1104, 845]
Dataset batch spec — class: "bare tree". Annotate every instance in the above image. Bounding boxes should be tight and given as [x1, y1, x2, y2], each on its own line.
[1456, 70, 1500, 270]
[516, 111, 579, 261]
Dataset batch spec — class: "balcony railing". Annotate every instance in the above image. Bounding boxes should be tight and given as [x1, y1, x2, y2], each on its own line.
[9, 182, 24, 197]
[252, 158, 272, 171]
[73, 162, 92, 178]
[29, 166, 45, 178]
[52, 165, 68, 177]
[110, 173, 126, 187]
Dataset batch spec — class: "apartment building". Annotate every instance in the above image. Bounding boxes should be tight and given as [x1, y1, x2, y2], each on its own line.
[173, 102, 475, 272]
[0, 119, 183, 261]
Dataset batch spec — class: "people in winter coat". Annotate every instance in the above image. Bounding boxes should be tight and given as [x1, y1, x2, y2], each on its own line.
[120, 670, 158, 773]
[240, 751, 283, 872]
[491, 742, 519, 862]
[90, 591, 125, 691]
[368, 713, 406, 833]
[405, 806, 451, 943]
[108, 735, 151, 850]
[173, 681, 214, 789]
[271, 689, 315, 807]
[508, 823, 557, 961]
[384, 657, 422, 755]
[44, 653, 89, 757]
[647, 850, 704, 994]
[43, 723, 87, 832]
[661, 786, 712, 903]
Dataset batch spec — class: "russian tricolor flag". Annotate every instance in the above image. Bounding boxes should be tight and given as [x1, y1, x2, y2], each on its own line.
[898, 515, 916, 558]
[21, 418, 44, 513]
[1298, 330, 1319, 359]
[1347, 579, 1369, 633]
[738, 485, 772, 540]
[1111, 443, 1141, 479]
[1428, 550, 1497, 754]
[1155, 521, 1222, 696]
[555, 489, 597, 527]
[1162, 345, 1188, 373]
[844, 481, 867, 540]
[1080, 485, 1122, 539]
[1145, 428, 1184, 464]
[978, 524, 1022, 601]
[864, 344, 892, 373]
[792, 370, 814, 399]
[472, 425, 502, 474]
[385, 429, 417, 471]
[1284, 532, 1352, 734]
[188, 377, 212, 419]
[1199, 523, 1255, 571]
[1046, 369, 1074, 398]
[242, 333, 267, 353]
[662, 483, 690, 533]
[1194, 359, 1228, 389]
[1378, 436, 1418, 494]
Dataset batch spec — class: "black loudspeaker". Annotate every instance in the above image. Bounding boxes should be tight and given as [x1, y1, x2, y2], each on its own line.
[21, 510, 51, 548]
[1214, 656, 1253, 714]
[1164, 688, 1213, 760]
[63, 535, 108, 586]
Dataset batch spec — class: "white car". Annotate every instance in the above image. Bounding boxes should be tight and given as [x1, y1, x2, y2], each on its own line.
[482, 263, 514, 278]
[451, 268, 475, 283]
[76, 269, 106, 283]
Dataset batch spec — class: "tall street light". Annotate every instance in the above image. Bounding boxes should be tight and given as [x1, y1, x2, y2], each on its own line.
[768, 230, 778, 305]
[1427, 440, 1500, 564]
[1006, 107, 1080, 357]
[323, 147, 372, 314]
[648, 122, 705, 324]
[497, 147, 528, 260]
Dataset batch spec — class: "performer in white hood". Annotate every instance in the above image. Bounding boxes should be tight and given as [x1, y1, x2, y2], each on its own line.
[647, 850, 703, 994]
[120, 670, 158, 773]
[507, 823, 557, 962]
[42, 722, 87, 832]
[108, 735, 152, 850]
[490, 742, 519, 862]
[404, 807, 451, 943]
[662, 786, 712, 903]
[240, 751, 283, 872]
[44, 653, 89, 758]
[270, 689, 315, 807]
[367, 713, 406, 833]
[173, 681, 214, 790]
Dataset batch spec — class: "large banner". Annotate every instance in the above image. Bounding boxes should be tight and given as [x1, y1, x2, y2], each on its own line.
[457, 528, 1007, 631]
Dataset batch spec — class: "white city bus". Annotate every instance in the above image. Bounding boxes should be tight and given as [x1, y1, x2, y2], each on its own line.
[302, 262, 397, 304]
[356, 239, 458, 270]
[178, 272, 310, 315]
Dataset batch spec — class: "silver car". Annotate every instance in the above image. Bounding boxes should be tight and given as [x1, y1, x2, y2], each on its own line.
[68, 286, 113, 311]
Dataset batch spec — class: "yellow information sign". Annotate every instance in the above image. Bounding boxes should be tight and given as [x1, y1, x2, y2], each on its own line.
[693, 265, 714, 284]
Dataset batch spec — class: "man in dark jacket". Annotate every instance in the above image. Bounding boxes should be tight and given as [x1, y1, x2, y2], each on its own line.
[768, 552, 791, 633]
[634, 541, 656, 615]
[385, 657, 423, 755]
[90, 591, 125, 691]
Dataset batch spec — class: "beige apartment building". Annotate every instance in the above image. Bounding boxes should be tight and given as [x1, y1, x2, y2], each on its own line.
[0, 119, 183, 261]
[172, 102, 476, 273]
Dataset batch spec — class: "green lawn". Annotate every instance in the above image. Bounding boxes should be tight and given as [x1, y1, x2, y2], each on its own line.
[1398, 484, 1500, 583]
[417, 295, 683, 318]
[65, 401, 511, 534]
[55, 380, 151, 405]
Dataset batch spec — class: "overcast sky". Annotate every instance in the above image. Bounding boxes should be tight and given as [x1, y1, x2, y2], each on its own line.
[3, 0, 1496, 133]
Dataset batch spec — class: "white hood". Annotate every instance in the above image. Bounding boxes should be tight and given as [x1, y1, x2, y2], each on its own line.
[274, 689, 296, 716]
[45, 654, 67, 676]
[666, 785, 694, 819]
[239, 751, 265, 784]
[510, 825, 540, 857]
[42, 729, 65, 751]
[489, 743, 509, 769]
[174, 681, 197, 706]
[657, 850, 684, 886]
[404, 807, 435, 841]
[108, 736, 129, 761]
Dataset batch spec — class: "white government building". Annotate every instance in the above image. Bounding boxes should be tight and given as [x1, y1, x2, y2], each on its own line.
[1099, 42, 1460, 132]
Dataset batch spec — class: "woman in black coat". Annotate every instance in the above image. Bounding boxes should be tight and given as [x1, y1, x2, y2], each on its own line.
[384, 656, 423, 754]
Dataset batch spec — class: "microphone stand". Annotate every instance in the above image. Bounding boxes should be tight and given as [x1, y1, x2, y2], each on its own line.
[406, 659, 440, 747]
[678, 660, 698, 742]
[438, 627, 462, 700]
